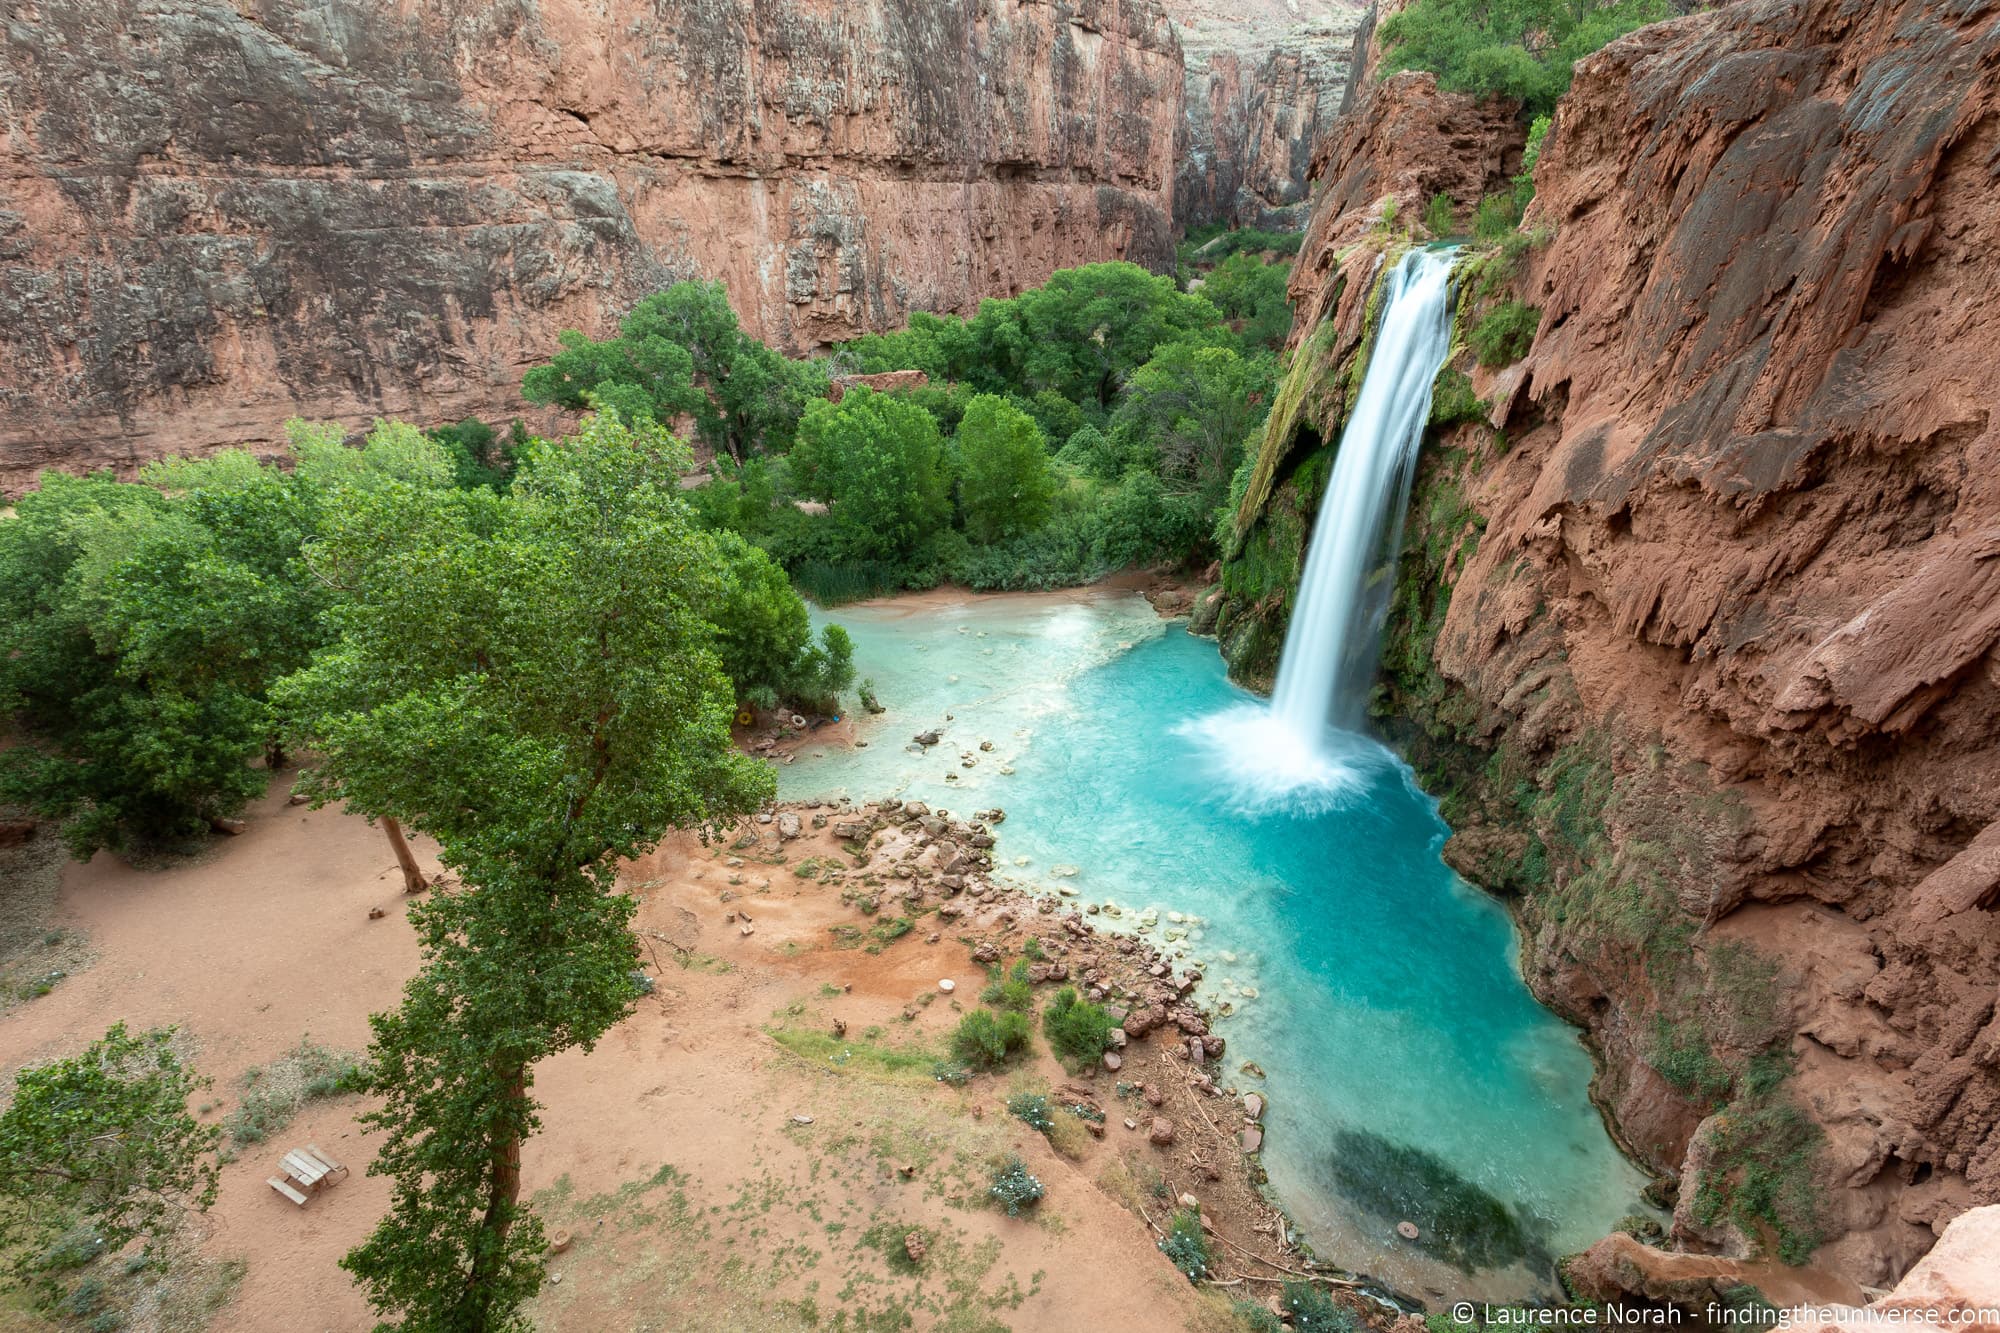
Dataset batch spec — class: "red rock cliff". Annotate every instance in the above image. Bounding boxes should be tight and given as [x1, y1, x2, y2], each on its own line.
[0, 0, 1183, 495]
[1222, 0, 2000, 1288]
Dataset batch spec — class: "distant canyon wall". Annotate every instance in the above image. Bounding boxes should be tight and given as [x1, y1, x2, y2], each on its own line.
[0, 0, 1184, 494]
[1218, 0, 2000, 1289]
[1166, 0, 1367, 229]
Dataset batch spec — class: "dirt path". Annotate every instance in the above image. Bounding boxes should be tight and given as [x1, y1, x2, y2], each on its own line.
[0, 781, 1284, 1332]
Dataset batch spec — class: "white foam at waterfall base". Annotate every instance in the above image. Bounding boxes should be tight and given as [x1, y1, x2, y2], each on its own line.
[1204, 246, 1458, 806]
[1175, 705, 1379, 816]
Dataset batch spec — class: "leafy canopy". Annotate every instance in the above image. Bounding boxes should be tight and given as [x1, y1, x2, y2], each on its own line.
[1379, 0, 1672, 117]
[788, 388, 952, 561]
[954, 395, 1055, 544]
[0, 1024, 220, 1305]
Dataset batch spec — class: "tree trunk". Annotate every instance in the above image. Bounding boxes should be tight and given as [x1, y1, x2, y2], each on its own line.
[450, 1061, 528, 1330]
[381, 816, 427, 894]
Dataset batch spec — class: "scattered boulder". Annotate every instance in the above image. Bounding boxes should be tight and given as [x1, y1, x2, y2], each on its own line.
[1103, 1050, 1124, 1072]
[1149, 1117, 1176, 1146]
[903, 1231, 927, 1266]
[776, 811, 802, 840]
[1243, 1092, 1264, 1121]
[1241, 1126, 1264, 1153]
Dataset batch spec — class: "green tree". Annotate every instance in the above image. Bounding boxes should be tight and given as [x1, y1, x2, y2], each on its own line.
[524, 282, 827, 461]
[788, 388, 952, 560]
[1110, 343, 1274, 514]
[1379, 0, 1671, 117]
[0, 1023, 220, 1305]
[276, 411, 772, 1332]
[954, 395, 1055, 544]
[0, 474, 280, 856]
[1199, 253, 1295, 352]
[974, 263, 1232, 409]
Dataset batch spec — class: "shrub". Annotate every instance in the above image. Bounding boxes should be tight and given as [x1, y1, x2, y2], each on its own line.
[1470, 300, 1540, 367]
[981, 959, 1034, 1012]
[1006, 1092, 1054, 1133]
[1233, 1302, 1286, 1333]
[989, 1157, 1045, 1216]
[1423, 192, 1455, 237]
[1474, 191, 1523, 242]
[949, 1008, 1031, 1069]
[1042, 986, 1115, 1066]
[1158, 1207, 1213, 1281]
[225, 1039, 366, 1146]
[1283, 1282, 1358, 1333]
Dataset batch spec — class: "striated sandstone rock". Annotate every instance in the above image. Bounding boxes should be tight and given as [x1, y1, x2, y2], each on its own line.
[0, 0, 1184, 494]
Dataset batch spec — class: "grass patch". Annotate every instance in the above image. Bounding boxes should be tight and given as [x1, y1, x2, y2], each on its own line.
[768, 1024, 940, 1086]
[224, 1038, 365, 1146]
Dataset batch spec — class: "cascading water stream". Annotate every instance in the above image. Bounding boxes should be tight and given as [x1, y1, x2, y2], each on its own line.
[1272, 246, 1457, 735]
[1184, 247, 1458, 811]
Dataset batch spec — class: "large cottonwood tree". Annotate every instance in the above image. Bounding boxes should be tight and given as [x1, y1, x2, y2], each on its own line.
[278, 412, 772, 1331]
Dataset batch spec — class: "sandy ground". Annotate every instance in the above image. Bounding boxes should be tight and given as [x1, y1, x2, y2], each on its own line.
[0, 775, 1303, 1332]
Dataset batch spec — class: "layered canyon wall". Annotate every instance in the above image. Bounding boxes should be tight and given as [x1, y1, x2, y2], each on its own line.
[0, 0, 1183, 494]
[1163, 0, 1367, 229]
[1215, 0, 2000, 1288]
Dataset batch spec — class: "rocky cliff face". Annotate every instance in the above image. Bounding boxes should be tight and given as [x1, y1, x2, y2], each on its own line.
[1218, 0, 2000, 1289]
[1162, 0, 1367, 229]
[0, 0, 1182, 495]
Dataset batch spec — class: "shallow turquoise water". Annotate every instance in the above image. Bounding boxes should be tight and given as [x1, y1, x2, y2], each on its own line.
[780, 589, 1651, 1300]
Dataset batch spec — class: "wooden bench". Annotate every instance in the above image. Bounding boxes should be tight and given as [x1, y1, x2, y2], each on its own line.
[266, 1176, 309, 1207]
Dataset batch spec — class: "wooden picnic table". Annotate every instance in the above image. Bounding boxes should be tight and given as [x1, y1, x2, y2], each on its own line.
[268, 1144, 349, 1207]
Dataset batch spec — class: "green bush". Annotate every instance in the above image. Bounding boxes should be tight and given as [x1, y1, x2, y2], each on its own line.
[1474, 191, 1523, 242]
[1158, 1207, 1213, 1281]
[949, 1008, 1031, 1069]
[1470, 300, 1540, 367]
[981, 960, 1035, 1012]
[989, 1157, 1045, 1216]
[1429, 368, 1486, 428]
[1006, 1092, 1054, 1133]
[1423, 192, 1456, 237]
[1041, 986, 1115, 1066]
[1233, 1303, 1286, 1333]
[1283, 1283, 1358, 1333]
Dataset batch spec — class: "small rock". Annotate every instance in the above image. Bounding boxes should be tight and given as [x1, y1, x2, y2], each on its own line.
[904, 1231, 927, 1265]
[1148, 1117, 1176, 1146]
[791, 1114, 815, 1126]
[1102, 1050, 1123, 1072]
[367, 906, 387, 920]
[1241, 1126, 1264, 1153]
[1178, 1193, 1200, 1211]
[1243, 1093, 1265, 1121]
[1398, 1221, 1420, 1241]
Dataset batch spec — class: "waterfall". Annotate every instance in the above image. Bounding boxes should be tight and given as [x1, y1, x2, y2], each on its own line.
[1271, 247, 1457, 736]
[1183, 247, 1456, 813]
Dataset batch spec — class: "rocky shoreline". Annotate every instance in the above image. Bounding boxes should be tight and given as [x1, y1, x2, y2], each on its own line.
[741, 787, 1430, 1324]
